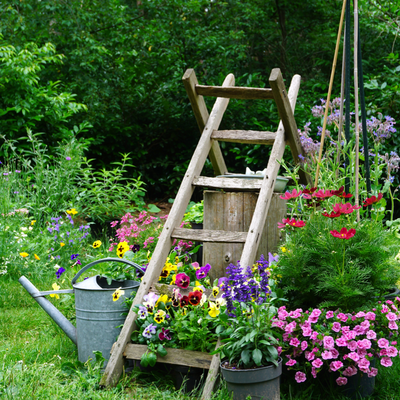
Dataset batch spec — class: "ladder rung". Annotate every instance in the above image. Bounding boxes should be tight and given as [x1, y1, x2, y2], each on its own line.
[193, 176, 262, 190]
[195, 85, 274, 100]
[172, 228, 247, 243]
[212, 130, 277, 145]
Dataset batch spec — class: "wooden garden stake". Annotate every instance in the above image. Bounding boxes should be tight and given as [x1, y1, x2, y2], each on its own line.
[354, 0, 360, 221]
[314, 0, 347, 188]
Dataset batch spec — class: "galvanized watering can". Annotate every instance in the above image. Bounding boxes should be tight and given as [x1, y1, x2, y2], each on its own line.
[19, 258, 143, 364]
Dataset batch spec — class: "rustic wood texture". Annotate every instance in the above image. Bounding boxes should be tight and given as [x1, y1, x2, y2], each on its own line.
[269, 69, 311, 187]
[124, 344, 213, 369]
[200, 339, 221, 400]
[203, 191, 286, 281]
[196, 84, 274, 100]
[101, 73, 235, 388]
[239, 73, 301, 270]
[172, 227, 247, 243]
[193, 176, 263, 191]
[211, 129, 277, 145]
[182, 69, 227, 176]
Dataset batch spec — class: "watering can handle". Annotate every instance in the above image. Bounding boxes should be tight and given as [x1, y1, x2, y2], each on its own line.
[71, 257, 145, 285]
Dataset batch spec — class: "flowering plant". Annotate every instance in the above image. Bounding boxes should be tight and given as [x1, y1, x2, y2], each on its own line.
[273, 297, 400, 387]
[131, 262, 223, 367]
[214, 255, 282, 368]
[276, 187, 400, 311]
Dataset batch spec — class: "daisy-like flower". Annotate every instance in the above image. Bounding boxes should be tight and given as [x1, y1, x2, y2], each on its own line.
[34, 254, 40, 260]
[280, 188, 303, 200]
[60, 242, 65, 247]
[66, 208, 78, 215]
[20, 252, 29, 258]
[330, 227, 356, 240]
[92, 240, 101, 248]
[112, 287, 125, 301]
[363, 193, 383, 207]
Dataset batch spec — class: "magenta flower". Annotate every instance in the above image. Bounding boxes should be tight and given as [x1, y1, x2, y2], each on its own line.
[381, 357, 393, 367]
[295, 371, 307, 383]
[336, 377, 348, 386]
[312, 358, 323, 368]
[195, 263, 211, 279]
[66, 156, 71, 161]
[330, 227, 356, 239]
[280, 188, 303, 200]
[323, 336, 335, 349]
[343, 365, 358, 377]
[330, 360, 343, 371]
[332, 322, 341, 332]
[378, 338, 389, 349]
[332, 202, 361, 215]
[368, 367, 378, 378]
[286, 359, 296, 366]
[386, 312, 397, 321]
[175, 273, 190, 289]
[389, 321, 398, 330]
[158, 327, 172, 341]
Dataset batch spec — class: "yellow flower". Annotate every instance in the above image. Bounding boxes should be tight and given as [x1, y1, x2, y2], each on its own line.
[34, 254, 40, 260]
[156, 295, 169, 306]
[216, 297, 226, 307]
[281, 246, 287, 253]
[212, 286, 219, 297]
[116, 241, 130, 258]
[19, 252, 29, 258]
[175, 256, 179, 264]
[147, 250, 151, 261]
[194, 286, 204, 294]
[148, 46, 152, 51]
[50, 283, 60, 299]
[112, 288, 125, 302]
[60, 242, 65, 247]
[31, 220, 36, 226]
[208, 301, 220, 318]
[66, 208, 78, 215]
[154, 310, 166, 323]
[170, 274, 177, 284]
[93, 240, 102, 249]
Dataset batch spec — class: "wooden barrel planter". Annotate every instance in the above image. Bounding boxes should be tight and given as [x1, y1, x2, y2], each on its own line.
[203, 191, 286, 281]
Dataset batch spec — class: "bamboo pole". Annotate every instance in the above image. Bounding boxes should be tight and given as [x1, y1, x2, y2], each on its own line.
[354, 0, 360, 221]
[314, 0, 347, 188]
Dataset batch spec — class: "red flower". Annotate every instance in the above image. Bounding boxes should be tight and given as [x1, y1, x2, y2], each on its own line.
[175, 273, 190, 289]
[322, 211, 341, 218]
[331, 186, 353, 198]
[332, 203, 361, 215]
[188, 291, 202, 306]
[330, 227, 356, 240]
[363, 193, 383, 207]
[277, 218, 306, 229]
[180, 296, 189, 307]
[313, 189, 333, 199]
[303, 187, 317, 195]
[280, 188, 303, 200]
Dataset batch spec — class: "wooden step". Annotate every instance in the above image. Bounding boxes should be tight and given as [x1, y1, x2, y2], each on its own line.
[195, 84, 274, 100]
[192, 176, 263, 190]
[171, 228, 247, 243]
[211, 130, 278, 145]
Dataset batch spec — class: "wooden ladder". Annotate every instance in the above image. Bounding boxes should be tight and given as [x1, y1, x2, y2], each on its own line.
[101, 68, 311, 395]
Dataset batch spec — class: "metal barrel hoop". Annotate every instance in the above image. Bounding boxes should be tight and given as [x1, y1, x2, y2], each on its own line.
[71, 257, 145, 286]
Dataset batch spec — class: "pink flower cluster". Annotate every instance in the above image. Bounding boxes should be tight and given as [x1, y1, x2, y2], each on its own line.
[273, 298, 400, 386]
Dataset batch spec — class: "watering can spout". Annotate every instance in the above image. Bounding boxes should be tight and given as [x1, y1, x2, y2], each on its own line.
[19, 275, 77, 345]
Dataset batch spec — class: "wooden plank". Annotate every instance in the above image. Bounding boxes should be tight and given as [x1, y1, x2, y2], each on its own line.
[101, 73, 235, 388]
[124, 344, 213, 369]
[193, 176, 263, 191]
[269, 69, 311, 186]
[200, 339, 221, 400]
[196, 85, 274, 100]
[211, 130, 277, 145]
[171, 228, 247, 243]
[239, 73, 301, 270]
[182, 69, 227, 176]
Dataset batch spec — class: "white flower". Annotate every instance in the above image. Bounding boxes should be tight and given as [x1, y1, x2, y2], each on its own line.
[197, 318, 202, 324]
[20, 227, 28, 231]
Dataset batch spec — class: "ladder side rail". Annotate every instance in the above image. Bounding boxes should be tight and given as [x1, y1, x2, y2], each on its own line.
[182, 69, 227, 176]
[239, 74, 301, 269]
[100, 73, 235, 388]
[269, 69, 311, 186]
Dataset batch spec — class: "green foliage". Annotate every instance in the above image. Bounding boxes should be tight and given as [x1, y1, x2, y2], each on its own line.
[183, 200, 203, 224]
[276, 213, 400, 311]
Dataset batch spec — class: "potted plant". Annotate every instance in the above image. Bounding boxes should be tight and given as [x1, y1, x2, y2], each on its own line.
[214, 255, 283, 400]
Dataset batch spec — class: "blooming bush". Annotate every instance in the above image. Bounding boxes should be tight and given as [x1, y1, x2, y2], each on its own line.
[276, 187, 400, 311]
[273, 298, 400, 386]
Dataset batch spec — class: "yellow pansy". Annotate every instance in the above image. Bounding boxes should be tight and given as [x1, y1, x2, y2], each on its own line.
[50, 283, 60, 299]
[156, 295, 169, 307]
[60, 242, 65, 247]
[281, 246, 287, 253]
[112, 288, 125, 302]
[66, 208, 78, 215]
[116, 241, 130, 258]
[170, 274, 177, 284]
[34, 254, 40, 260]
[208, 302, 220, 318]
[31, 220, 36, 226]
[212, 286, 219, 297]
[93, 240, 101, 248]
[193, 286, 204, 294]
[19, 252, 29, 258]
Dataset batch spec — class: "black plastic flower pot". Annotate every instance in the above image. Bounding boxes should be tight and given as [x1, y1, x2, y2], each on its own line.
[170, 365, 206, 393]
[220, 358, 282, 400]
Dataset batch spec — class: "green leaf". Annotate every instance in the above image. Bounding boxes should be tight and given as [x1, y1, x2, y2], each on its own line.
[148, 204, 161, 213]
[140, 352, 149, 368]
[241, 349, 251, 365]
[267, 345, 278, 359]
[252, 349, 262, 366]
[147, 351, 157, 367]
[157, 344, 168, 357]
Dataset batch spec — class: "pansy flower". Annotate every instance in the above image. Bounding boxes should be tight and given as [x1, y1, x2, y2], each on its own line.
[112, 288, 125, 301]
[175, 273, 190, 289]
[50, 283, 60, 299]
[92, 240, 101, 248]
[154, 310, 166, 324]
[195, 264, 211, 279]
[188, 291, 202, 306]
[208, 301, 220, 318]
[180, 295, 189, 308]
[159, 268, 170, 279]
[138, 306, 148, 319]
[158, 327, 172, 341]
[212, 286, 219, 297]
[143, 323, 156, 339]
[56, 267, 66, 279]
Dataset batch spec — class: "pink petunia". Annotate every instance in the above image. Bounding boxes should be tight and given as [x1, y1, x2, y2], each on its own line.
[321, 351, 333, 360]
[347, 341, 358, 352]
[378, 338, 389, 349]
[366, 330, 377, 340]
[286, 359, 297, 366]
[295, 371, 307, 383]
[332, 322, 341, 332]
[389, 321, 398, 330]
[312, 358, 323, 368]
[347, 352, 360, 362]
[290, 338, 301, 347]
[323, 336, 335, 349]
[343, 365, 358, 377]
[330, 361, 343, 371]
[357, 358, 370, 369]
[387, 346, 398, 357]
[301, 341, 308, 351]
[364, 312, 376, 321]
[336, 337, 347, 347]
[357, 339, 372, 350]
[326, 310, 334, 319]
[386, 312, 397, 321]
[368, 368, 378, 378]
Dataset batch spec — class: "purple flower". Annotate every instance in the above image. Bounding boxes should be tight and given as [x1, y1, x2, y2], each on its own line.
[66, 157, 71, 161]
[143, 323, 156, 339]
[15, 170, 21, 173]
[195, 264, 211, 279]
[71, 254, 79, 260]
[158, 327, 172, 341]
[56, 267, 66, 279]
